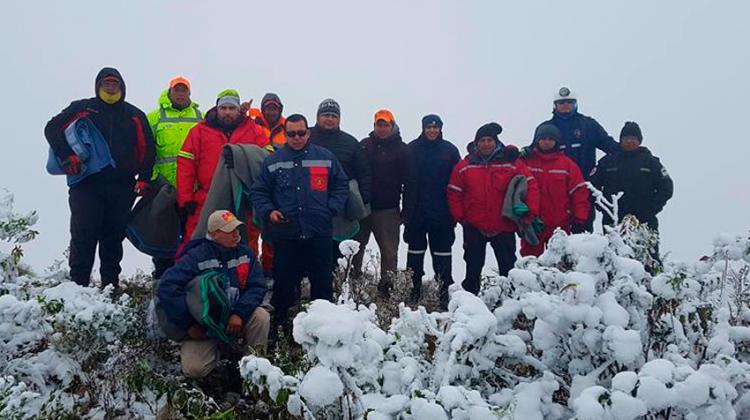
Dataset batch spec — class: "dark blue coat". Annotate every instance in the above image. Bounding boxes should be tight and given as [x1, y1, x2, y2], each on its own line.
[250, 142, 349, 240]
[157, 238, 266, 330]
[408, 134, 461, 227]
[541, 111, 619, 179]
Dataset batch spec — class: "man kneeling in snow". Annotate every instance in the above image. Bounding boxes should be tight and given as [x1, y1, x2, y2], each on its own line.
[156, 210, 270, 379]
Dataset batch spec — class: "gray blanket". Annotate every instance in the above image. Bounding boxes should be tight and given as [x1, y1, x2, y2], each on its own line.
[502, 175, 540, 246]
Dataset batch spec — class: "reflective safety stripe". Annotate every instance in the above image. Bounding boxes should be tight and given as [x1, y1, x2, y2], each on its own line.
[569, 182, 587, 195]
[529, 167, 543, 172]
[447, 184, 463, 192]
[197, 259, 221, 270]
[227, 255, 250, 269]
[177, 150, 194, 159]
[155, 156, 176, 165]
[301, 159, 332, 168]
[549, 169, 570, 175]
[639, 167, 652, 172]
[489, 163, 517, 170]
[157, 107, 202, 124]
[432, 251, 452, 256]
[408, 249, 427, 254]
[268, 161, 295, 172]
[569, 143, 582, 148]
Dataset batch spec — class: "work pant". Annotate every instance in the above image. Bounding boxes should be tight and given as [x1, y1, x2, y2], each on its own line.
[405, 223, 455, 301]
[247, 219, 274, 275]
[352, 208, 400, 281]
[271, 238, 333, 320]
[68, 175, 135, 288]
[180, 307, 270, 379]
[461, 224, 516, 295]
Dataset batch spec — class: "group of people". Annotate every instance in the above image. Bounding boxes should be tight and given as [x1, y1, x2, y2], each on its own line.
[44, 68, 674, 379]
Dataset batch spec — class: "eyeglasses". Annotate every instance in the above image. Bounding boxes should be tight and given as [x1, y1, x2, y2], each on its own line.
[286, 130, 308, 138]
[555, 99, 576, 105]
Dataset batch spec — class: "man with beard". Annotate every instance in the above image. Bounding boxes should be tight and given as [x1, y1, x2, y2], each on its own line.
[176, 89, 271, 250]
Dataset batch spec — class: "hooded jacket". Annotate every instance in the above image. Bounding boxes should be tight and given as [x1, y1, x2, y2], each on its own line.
[309, 125, 372, 204]
[44, 67, 155, 182]
[360, 128, 417, 216]
[147, 90, 202, 186]
[408, 133, 461, 227]
[176, 108, 271, 207]
[540, 110, 619, 180]
[447, 144, 540, 233]
[590, 146, 673, 228]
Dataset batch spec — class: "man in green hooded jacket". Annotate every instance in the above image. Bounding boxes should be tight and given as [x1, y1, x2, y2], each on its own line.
[147, 76, 203, 278]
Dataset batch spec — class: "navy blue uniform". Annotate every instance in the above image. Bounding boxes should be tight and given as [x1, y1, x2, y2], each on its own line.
[405, 134, 461, 303]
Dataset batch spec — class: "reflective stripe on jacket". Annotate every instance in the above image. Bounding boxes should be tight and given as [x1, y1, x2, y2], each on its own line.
[147, 90, 202, 186]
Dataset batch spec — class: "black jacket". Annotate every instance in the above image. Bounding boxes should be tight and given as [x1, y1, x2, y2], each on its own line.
[541, 111, 619, 180]
[408, 134, 460, 227]
[309, 125, 372, 204]
[590, 146, 674, 228]
[45, 67, 155, 182]
[360, 130, 417, 217]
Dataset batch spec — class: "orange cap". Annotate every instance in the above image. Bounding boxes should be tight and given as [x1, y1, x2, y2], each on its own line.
[169, 76, 191, 90]
[374, 108, 395, 124]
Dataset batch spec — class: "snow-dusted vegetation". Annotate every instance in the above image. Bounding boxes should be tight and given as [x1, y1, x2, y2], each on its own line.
[1, 190, 749, 419]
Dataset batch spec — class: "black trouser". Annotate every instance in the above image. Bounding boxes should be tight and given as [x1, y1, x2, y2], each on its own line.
[271, 237, 333, 321]
[405, 223, 455, 301]
[152, 257, 174, 280]
[68, 175, 135, 287]
[461, 224, 516, 295]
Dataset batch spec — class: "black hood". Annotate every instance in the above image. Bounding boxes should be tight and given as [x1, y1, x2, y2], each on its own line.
[95, 67, 126, 102]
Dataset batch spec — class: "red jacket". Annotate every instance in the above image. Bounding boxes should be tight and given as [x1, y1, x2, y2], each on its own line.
[447, 147, 540, 233]
[177, 109, 271, 206]
[523, 149, 589, 231]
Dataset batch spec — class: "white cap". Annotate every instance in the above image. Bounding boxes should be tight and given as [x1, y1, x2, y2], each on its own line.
[207, 210, 244, 233]
[554, 86, 578, 102]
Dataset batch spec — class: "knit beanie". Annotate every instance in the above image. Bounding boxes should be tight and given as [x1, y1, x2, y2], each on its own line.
[421, 114, 443, 129]
[534, 123, 561, 143]
[474, 122, 503, 144]
[620, 121, 643, 142]
[317, 98, 341, 117]
[216, 89, 240, 108]
[261, 93, 283, 111]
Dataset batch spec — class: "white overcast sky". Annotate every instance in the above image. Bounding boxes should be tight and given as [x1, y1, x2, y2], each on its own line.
[1, 1, 748, 278]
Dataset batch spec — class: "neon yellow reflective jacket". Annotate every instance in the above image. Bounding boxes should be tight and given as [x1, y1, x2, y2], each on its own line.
[147, 90, 203, 185]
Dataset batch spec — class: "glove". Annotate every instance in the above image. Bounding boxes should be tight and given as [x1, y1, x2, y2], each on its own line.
[222, 146, 234, 169]
[502, 145, 520, 162]
[519, 146, 533, 159]
[571, 220, 588, 234]
[512, 203, 529, 218]
[531, 217, 544, 235]
[134, 180, 151, 196]
[61, 155, 82, 175]
[181, 201, 197, 216]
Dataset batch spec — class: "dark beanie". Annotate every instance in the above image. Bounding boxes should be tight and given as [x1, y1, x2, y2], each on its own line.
[421, 114, 443, 129]
[534, 123, 561, 143]
[261, 93, 283, 111]
[317, 98, 341, 117]
[474, 122, 503, 143]
[620, 121, 643, 142]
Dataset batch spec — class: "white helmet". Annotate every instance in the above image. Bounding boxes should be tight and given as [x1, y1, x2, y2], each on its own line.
[553, 86, 577, 102]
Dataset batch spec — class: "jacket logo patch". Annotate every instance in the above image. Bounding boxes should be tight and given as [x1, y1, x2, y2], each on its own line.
[236, 262, 249, 289]
[309, 166, 328, 192]
[574, 129, 582, 139]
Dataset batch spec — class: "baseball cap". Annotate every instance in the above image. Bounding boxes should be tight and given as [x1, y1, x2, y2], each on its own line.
[207, 210, 244, 233]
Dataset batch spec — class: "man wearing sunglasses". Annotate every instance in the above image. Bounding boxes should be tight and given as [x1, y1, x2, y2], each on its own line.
[250, 114, 349, 333]
[534, 87, 619, 232]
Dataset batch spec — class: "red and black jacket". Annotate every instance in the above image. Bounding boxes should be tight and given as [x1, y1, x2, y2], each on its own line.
[44, 67, 155, 182]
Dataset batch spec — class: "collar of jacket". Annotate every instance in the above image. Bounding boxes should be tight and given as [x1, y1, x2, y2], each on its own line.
[468, 143, 505, 164]
[553, 109, 579, 121]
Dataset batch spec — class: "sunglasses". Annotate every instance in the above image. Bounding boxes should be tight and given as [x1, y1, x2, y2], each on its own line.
[286, 130, 308, 138]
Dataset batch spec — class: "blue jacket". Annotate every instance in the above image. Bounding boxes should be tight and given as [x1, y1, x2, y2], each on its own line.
[408, 134, 460, 227]
[541, 111, 619, 179]
[250, 142, 349, 240]
[157, 238, 266, 330]
[46, 117, 117, 186]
